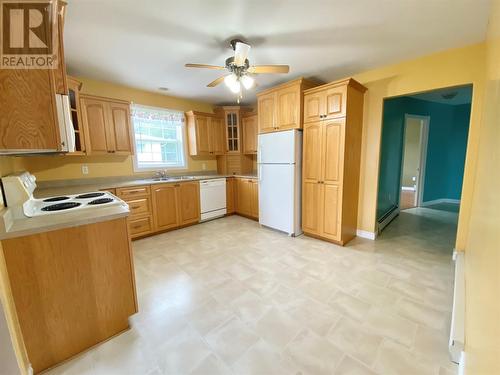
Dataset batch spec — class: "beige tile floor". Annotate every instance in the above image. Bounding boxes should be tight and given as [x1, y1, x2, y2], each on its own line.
[48, 207, 458, 375]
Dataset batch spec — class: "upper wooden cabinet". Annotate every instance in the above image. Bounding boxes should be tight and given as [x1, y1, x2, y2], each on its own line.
[242, 113, 258, 154]
[80, 95, 133, 155]
[256, 78, 318, 134]
[0, 1, 68, 154]
[67, 77, 86, 154]
[302, 78, 367, 246]
[186, 111, 224, 156]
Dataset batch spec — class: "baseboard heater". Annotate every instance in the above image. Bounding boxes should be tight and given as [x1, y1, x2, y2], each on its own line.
[449, 250, 465, 364]
[377, 206, 400, 233]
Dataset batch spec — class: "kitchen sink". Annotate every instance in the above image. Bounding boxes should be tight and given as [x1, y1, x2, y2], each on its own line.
[151, 176, 197, 182]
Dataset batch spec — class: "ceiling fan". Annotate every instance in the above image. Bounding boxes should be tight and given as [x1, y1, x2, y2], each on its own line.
[185, 39, 290, 101]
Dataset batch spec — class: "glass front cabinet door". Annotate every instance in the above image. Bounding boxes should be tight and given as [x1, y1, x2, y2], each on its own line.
[225, 110, 240, 153]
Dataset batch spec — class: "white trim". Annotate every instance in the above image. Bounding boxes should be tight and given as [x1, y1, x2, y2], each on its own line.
[401, 186, 415, 191]
[450, 250, 465, 364]
[458, 351, 466, 375]
[356, 229, 377, 240]
[422, 198, 461, 206]
[377, 207, 400, 233]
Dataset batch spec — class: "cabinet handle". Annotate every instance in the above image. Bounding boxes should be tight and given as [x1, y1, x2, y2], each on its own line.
[126, 189, 145, 194]
[175, 184, 180, 187]
[131, 205, 141, 210]
[131, 224, 143, 229]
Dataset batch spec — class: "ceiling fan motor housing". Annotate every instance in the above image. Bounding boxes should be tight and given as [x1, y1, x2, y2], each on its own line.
[225, 56, 250, 72]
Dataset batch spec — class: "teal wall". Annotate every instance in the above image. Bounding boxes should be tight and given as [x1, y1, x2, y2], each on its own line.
[377, 95, 471, 221]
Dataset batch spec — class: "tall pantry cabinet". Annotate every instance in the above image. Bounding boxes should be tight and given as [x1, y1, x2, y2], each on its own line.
[301, 78, 367, 245]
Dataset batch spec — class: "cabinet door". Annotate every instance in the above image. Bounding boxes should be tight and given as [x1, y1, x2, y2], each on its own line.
[211, 117, 225, 155]
[324, 86, 347, 119]
[107, 102, 132, 154]
[178, 182, 200, 225]
[226, 178, 235, 214]
[236, 179, 252, 216]
[81, 97, 110, 154]
[303, 92, 324, 124]
[276, 86, 300, 130]
[302, 122, 323, 182]
[67, 77, 85, 153]
[322, 119, 344, 184]
[257, 92, 276, 133]
[152, 184, 179, 231]
[195, 116, 211, 155]
[250, 180, 259, 219]
[242, 115, 258, 154]
[322, 184, 340, 240]
[225, 111, 240, 153]
[302, 181, 322, 235]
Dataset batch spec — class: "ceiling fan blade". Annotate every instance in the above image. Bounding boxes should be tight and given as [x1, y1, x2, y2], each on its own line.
[248, 65, 290, 74]
[207, 75, 228, 87]
[234, 41, 251, 66]
[185, 63, 225, 70]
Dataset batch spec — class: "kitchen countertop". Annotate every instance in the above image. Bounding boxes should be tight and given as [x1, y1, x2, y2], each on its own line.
[34, 174, 258, 198]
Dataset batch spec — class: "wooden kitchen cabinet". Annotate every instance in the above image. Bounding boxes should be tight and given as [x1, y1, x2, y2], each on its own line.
[186, 111, 225, 156]
[242, 113, 258, 154]
[116, 185, 153, 238]
[226, 178, 236, 214]
[1, 218, 137, 374]
[152, 181, 200, 232]
[80, 95, 133, 155]
[235, 178, 258, 220]
[67, 76, 86, 154]
[256, 78, 318, 134]
[0, 1, 69, 154]
[302, 78, 366, 245]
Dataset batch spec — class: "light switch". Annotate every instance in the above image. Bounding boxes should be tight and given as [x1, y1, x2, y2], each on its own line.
[82, 165, 89, 175]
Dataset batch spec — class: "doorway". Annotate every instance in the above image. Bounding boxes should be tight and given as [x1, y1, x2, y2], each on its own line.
[399, 115, 429, 210]
[376, 84, 472, 234]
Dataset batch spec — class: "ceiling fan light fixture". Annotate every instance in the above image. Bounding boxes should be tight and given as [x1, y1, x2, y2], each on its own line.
[241, 75, 254, 89]
[224, 74, 241, 93]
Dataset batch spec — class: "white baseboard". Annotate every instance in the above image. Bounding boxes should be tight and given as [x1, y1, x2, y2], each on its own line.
[422, 198, 461, 206]
[356, 229, 377, 240]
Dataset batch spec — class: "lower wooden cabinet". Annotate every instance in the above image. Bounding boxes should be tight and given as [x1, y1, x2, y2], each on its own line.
[235, 178, 259, 220]
[226, 178, 236, 214]
[152, 181, 200, 231]
[116, 185, 153, 239]
[1, 218, 137, 374]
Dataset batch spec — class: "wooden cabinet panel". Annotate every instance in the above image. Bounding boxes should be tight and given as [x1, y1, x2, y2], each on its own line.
[81, 98, 109, 154]
[303, 122, 323, 182]
[303, 92, 324, 124]
[324, 86, 347, 119]
[236, 178, 252, 216]
[126, 197, 151, 217]
[0, 70, 61, 151]
[2, 218, 137, 374]
[226, 178, 235, 214]
[152, 184, 179, 231]
[129, 216, 153, 237]
[302, 181, 322, 235]
[242, 115, 258, 154]
[195, 116, 211, 155]
[211, 117, 225, 155]
[108, 102, 132, 154]
[323, 119, 344, 184]
[276, 86, 300, 130]
[116, 185, 150, 199]
[322, 184, 340, 239]
[250, 180, 259, 219]
[67, 77, 85, 154]
[178, 182, 200, 225]
[258, 92, 276, 133]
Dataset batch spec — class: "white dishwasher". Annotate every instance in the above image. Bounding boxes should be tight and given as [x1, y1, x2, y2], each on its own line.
[199, 178, 227, 221]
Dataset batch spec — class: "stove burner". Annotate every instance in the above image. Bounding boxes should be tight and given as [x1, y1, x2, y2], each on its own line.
[41, 202, 81, 211]
[43, 196, 70, 202]
[87, 198, 114, 205]
[75, 192, 105, 199]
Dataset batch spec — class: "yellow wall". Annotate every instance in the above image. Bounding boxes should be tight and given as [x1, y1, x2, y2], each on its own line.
[13, 78, 218, 181]
[351, 42, 486, 250]
[464, 1, 500, 373]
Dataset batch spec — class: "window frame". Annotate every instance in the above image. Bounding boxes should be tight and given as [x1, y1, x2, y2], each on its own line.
[131, 104, 188, 172]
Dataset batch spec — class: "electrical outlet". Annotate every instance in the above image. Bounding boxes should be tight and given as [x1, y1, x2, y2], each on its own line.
[202, 163, 207, 170]
[82, 165, 89, 175]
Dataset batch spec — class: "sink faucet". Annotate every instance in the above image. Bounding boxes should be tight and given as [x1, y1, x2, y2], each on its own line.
[154, 170, 168, 179]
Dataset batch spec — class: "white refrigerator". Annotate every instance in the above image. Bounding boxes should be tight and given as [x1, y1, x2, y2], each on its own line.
[258, 129, 302, 236]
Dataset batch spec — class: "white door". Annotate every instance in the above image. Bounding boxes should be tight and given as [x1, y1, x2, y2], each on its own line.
[259, 164, 295, 234]
[258, 130, 298, 164]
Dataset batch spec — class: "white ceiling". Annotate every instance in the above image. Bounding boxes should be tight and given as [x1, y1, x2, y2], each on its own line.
[408, 85, 473, 105]
[64, 0, 491, 105]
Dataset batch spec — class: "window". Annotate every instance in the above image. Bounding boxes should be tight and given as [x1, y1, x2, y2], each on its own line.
[131, 105, 186, 170]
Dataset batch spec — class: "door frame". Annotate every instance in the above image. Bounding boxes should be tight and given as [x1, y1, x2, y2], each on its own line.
[401, 114, 430, 208]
